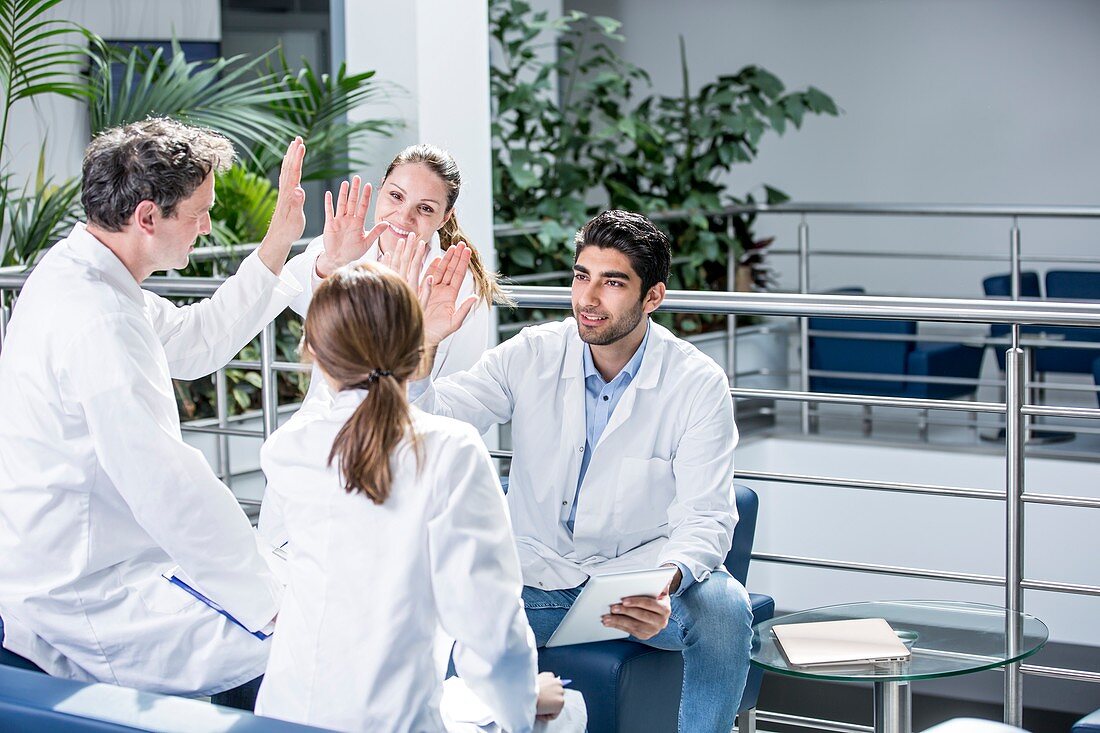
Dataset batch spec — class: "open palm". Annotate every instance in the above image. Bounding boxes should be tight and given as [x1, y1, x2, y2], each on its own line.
[317, 175, 388, 277]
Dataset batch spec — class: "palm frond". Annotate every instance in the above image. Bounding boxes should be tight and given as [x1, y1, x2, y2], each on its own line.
[0, 0, 94, 108]
[248, 51, 399, 179]
[206, 164, 278, 247]
[2, 175, 81, 267]
[86, 38, 302, 168]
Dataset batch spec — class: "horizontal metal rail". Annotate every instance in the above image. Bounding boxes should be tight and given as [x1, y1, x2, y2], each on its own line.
[754, 711, 873, 733]
[502, 287, 1100, 327]
[752, 552, 1100, 598]
[734, 469, 1004, 502]
[731, 386, 1005, 413]
[1020, 664, 1100, 684]
[752, 551, 1004, 587]
[492, 202, 1100, 238]
[180, 424, 264, 439]
[770, 249, 1100, 266]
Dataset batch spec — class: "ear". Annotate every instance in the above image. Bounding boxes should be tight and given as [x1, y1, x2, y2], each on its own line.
[132, 200, 158, 236]
[642, 282, 666, 315]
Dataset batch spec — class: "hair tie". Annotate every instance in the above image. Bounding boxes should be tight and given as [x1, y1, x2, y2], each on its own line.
[365, 369, 393, 385]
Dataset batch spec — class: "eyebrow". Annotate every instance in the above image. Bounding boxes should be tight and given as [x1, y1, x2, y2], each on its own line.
[388, 182, 443, 207]
[573, 264, 632, 280]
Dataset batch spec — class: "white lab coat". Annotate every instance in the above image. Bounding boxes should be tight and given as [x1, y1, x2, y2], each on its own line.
[413, 318, 739, 591]
[284, 234, 489, 406]
[254, 391, 539, 733]
[0, 223, 305, 695]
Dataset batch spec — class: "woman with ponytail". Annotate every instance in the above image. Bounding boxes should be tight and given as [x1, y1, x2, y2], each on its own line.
[287, 143, 503, 392]
[254, 261, 584, 733]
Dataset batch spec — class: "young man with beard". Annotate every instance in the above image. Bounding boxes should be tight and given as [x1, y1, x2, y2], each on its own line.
[408, 210, 752, 733]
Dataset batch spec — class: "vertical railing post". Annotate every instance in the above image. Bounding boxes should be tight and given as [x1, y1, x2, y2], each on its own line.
[0, 288, 10, 350]
[798, 215, 811, 433]
[215, 368, 231, 488]
[261, 322, 278, 438]
[726, 216, 739, 407]
[1004, 324, 1025, 726]
[1009, 217, 1021, 300]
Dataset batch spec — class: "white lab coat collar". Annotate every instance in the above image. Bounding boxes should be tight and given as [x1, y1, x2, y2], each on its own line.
[64, 222, 144, 305]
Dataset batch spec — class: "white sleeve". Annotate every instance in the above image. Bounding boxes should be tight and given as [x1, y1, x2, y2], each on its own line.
[656, 369, 739, 584]
[63, 314, 282, 632]
[427, 431, 537, 733]
[282, 236, 326, 318]
[412, 331, 525, 434]
[143, 249, 304, 380]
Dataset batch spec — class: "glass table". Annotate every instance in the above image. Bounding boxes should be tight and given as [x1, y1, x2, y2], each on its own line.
[751, 600, 1048, 733]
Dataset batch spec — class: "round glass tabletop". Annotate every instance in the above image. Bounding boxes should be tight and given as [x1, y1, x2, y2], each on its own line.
[751, 600, 1048, 682]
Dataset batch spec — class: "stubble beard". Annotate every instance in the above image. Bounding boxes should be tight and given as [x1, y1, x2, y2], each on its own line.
[575, 299, 645, 346]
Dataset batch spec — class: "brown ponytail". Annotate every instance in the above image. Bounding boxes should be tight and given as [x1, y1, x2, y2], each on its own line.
[303, 262, 424, 504]
[385, 143, 513, 306]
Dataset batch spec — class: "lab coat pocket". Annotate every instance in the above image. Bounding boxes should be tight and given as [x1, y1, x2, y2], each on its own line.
[128, 570, 201, 615]
[615, 457, 674, 532]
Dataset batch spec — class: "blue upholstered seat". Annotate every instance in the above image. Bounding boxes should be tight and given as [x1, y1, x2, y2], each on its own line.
[1074, 708, 1100, 733]
[535, 483, 773, 733]
[983, 271, 1100, 375]
[0, 647, 326, 732]
[809, 287, 984, 401]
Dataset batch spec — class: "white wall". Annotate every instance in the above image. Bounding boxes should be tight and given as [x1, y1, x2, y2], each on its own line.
[4, 0, 220, 186]
[566, 0, 1100, 298]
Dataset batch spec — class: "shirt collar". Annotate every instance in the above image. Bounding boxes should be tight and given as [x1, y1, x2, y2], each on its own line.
[582, 320, 651, 385]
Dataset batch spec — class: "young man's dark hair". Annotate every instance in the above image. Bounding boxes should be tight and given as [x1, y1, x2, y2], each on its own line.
[573, 210, 671, 295]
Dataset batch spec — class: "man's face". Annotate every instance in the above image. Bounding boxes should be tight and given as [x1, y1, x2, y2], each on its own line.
[151, 174, 214, 271]
[572, 246, 655, 346]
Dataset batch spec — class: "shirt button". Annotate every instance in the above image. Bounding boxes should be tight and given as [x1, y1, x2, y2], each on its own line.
[602, 395, 609, 401]
[538, 581, 545, 587]
[562, 500, 568, 506]
[579, 446, 585, 452]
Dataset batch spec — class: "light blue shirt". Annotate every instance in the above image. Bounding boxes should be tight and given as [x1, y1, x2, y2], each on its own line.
[568, 325, 651, 533]
[568, 324, 692, 595]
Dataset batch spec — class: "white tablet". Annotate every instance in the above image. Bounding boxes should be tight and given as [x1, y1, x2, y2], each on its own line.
[545, 567, 678, 647]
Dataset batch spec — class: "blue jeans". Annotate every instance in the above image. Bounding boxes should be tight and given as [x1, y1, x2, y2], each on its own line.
[523, 571, 753, 733]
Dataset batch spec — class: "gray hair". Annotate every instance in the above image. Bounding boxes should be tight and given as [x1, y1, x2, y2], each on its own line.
[80, 117, 235, 232]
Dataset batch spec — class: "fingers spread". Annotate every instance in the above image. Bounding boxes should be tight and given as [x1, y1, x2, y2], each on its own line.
[336, 180, 350, 217]
[357, 181, 373, 220]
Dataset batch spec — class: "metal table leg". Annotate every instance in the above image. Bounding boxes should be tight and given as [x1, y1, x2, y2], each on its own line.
[874, 680, 911, 733]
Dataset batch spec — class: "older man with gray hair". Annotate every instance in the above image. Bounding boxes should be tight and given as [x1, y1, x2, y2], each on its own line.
[0, 118, 314, 698]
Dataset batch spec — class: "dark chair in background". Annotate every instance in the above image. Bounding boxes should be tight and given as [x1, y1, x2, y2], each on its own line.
[536, 483, 774, 733]
[808, 287, 984, 438]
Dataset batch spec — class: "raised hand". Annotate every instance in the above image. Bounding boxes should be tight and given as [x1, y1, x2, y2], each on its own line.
[378, 230, 430, 292]
[418, 242, 478, 347]
[315, 175, 389, 278]
[258, 137, 308, 275]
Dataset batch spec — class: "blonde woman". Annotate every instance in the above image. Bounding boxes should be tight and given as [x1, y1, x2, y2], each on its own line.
[288, 144, 503, 390]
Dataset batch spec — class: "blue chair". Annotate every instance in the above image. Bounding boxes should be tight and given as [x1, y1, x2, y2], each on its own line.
[1074, 708, 1100, 733]
[809, 288, 985, 437]
[0, 625, 327, 732]
[983, 271, 1100, 376]
[1093, 357, 1100, 407]
[535, 483, 774, 733]
[1041, 270, 1100, 375]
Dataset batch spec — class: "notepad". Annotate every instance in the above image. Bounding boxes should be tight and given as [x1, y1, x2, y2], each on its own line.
[162, 540, 288, 640]
[772, 617, 911, 667]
